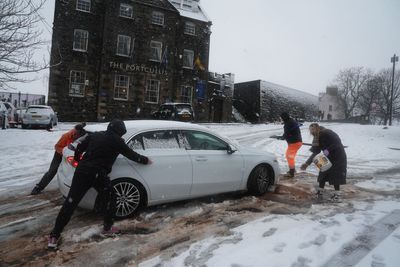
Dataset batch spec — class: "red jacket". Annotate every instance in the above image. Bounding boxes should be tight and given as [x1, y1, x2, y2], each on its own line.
[55, 129, 79, 155]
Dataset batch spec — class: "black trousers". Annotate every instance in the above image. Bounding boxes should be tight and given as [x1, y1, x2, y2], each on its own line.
[50, 168, 116, 238]
[319, 181, 340, 191]
[37, 152, 62, 190]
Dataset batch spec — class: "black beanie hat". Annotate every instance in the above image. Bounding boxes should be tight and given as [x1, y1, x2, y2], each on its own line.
[107, 119, 127, 136]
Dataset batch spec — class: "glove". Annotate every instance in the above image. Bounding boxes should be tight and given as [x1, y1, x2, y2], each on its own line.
[323, 149, 329, 156]
[300, 163, 309, 171]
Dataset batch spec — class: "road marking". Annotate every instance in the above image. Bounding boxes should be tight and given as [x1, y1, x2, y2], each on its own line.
[323, 209, 400, 267]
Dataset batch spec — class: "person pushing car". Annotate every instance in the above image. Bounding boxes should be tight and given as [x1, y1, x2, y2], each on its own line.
[47, 119, 152, 249]
[31, 123, 86, 195]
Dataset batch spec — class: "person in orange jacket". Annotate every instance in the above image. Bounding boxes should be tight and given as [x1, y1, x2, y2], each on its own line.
[30, 123, 86, 195]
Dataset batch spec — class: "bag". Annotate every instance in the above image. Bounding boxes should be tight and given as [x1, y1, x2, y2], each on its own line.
[313, 153, 332, 172]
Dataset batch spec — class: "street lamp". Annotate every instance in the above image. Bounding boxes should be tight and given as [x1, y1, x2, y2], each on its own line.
[389, 54, 399, 126]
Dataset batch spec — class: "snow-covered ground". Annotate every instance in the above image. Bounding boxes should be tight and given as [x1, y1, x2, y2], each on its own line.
[0, 122, 400, 266]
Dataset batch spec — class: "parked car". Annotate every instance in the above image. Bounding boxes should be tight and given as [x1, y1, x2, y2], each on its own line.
[21, 105, 58, 129]
[57, 120, 280, 219]
[152, 103, 194, 122]
[15, 107, 27, 125]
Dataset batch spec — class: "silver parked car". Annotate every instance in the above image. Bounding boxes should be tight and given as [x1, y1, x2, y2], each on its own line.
[57, 120, 280, 219]
[21, 105, 58, 129]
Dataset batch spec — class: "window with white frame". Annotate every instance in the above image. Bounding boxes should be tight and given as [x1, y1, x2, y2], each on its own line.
[114, 75, 129, 100]
[116, 35, 132, 57]
[69, 70, 85, 96]
[151, 11, 164, 25]
[171, 0, 193, 10]
[183, 49, 194, 69]
[149, 41, 162, 62]
[76, 0, 91, 12]
[181, 86, 193, 103]
[145, 79, 160, 103]
[73, 29, 88, 52]
[119, 3, 133, 18]
[184, 22, 196, 35]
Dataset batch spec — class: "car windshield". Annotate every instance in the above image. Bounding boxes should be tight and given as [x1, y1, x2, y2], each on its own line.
[175, 105, 192, 113]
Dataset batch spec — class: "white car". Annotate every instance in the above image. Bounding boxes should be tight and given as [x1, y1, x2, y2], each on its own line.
[57, 120, 280, 219]
[22, 105, 58, 129]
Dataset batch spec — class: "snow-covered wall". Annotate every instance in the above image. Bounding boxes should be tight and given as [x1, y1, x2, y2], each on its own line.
[260, 80, 318, 122]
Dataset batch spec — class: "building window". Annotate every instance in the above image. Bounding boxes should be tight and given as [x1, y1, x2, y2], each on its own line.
[183, 49, 194, 69]
[151, 11, 164, 26]
[145, 79, 160, 103]
[181, 86, 193, 103]
[149, 41, 162, 62]
[184, 22, 196, 35]
[69, 71, 85, 96]
[73, 29, 88, 52]
[329, 105, 333, 111]
[114, 75, 129, 100]
[119, 3, 133, 18]
[171, 0, 193, 10]
[116, 35, 132, 57]
[76, 0, 91, 12]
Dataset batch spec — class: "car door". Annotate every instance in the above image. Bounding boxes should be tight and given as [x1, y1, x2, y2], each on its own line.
[126, 130, 192, 202]
[181, 130, 244, 197]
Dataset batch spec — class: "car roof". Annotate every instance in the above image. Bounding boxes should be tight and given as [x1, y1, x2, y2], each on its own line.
[85, 120, 219, 138]
[27, 105, 51, 108]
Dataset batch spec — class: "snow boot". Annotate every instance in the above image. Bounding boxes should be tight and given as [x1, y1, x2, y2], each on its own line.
[101, 226, 121, 238]
[330, 191, 341, 203]
[47, 235, 60, 250]
[284, 169, 295, 178]
[31, 185, 43, 195]
[314, 188, 324, 201]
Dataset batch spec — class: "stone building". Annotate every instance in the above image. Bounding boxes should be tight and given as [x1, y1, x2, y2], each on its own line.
[48, 0, 211, 122]
[207, 72, 234, 122]
[318, 86, 344, 121]
[234, 80, 319, 123]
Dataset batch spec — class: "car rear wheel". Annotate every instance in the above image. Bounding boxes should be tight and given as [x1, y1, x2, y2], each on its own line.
[112, 178, 146, 219]
[247, 164, 274, 196]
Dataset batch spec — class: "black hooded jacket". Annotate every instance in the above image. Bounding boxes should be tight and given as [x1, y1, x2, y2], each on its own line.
[281, 113, 302, 144]
[74, 120, 148, 174]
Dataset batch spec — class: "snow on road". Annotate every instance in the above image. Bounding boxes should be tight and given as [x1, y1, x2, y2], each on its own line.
[0, 122, 400, 266]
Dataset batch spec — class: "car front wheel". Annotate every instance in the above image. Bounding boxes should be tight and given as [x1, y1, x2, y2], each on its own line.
[247, 164, 274, 196]
[112, 178, 145, 219]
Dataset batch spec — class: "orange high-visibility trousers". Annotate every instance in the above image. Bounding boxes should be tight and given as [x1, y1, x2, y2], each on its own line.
[286, 142, 303, 169]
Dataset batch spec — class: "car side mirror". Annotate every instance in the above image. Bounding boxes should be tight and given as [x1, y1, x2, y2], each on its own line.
[227, 145, 236, 154]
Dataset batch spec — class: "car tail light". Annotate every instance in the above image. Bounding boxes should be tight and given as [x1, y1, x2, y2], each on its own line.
[66, 156, 79, 168]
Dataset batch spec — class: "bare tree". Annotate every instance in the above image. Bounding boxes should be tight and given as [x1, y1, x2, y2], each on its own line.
[357, 73, 380, 119]
[0, 0, 46, 89]
[335, 67, 370, 119]
[374, 69, 400, 125]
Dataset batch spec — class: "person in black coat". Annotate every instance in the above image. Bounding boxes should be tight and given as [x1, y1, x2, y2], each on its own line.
[279, 112, 303, 177]
[48, 119, 152, 249]
[301, 123, 347, 202]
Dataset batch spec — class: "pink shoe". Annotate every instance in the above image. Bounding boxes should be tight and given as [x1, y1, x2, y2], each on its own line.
[47, 236, 60, 250]
[101, 226, 121, 237]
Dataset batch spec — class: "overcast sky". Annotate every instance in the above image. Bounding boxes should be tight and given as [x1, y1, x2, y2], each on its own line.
[10, 0, 400, 97]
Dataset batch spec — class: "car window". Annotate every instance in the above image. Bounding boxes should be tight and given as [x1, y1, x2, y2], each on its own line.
[142, 130, 181, 150]
[183, 130, 228, 150]
[176, 105, 192, 113]
[27, 107, 51, 114]
[127, 135, 144, 151]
